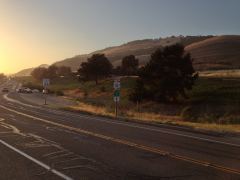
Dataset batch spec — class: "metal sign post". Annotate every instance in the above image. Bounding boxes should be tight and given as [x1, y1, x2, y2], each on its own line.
[113, 79, 120, 118]
[42, 79, 50, 105]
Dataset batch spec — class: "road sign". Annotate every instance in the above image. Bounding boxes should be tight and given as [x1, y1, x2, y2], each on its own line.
[42, 79, 50, 105]
[114, 89, 120, 97]
[43, 79, 50, 88]
[113, 79, 121, 117]
[113, 80, 120, 89]
[113, 96, 120, 102]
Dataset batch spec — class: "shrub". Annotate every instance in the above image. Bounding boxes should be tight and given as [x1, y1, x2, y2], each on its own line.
[55, 90, 64, 96]
[100, 86, 106, 92]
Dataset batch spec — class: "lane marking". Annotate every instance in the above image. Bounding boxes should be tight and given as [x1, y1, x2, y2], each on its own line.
[3, 94, 240, 148]
[3, 94, 34, 108]
[1, 105, 240, 175]
[0, 139, 73, 180]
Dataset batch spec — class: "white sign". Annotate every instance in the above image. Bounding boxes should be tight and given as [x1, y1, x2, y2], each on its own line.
[43, 79, 50, 87]
[113, 96, 120, 102]
[113, 80, 121, 89]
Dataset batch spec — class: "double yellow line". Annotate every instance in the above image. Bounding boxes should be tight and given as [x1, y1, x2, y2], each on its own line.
[1, 104, 240, 176]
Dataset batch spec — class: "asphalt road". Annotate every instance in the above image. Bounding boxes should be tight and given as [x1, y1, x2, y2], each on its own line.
[0, 80, 240, 180]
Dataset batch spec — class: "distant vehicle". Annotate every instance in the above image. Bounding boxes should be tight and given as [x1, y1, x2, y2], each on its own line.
[24, 88, 32, 93]
[32, 89, 40, 93]
[2, 88, 9, 93]
[16, 88, 22, 93]
[16, 88, 32, 93]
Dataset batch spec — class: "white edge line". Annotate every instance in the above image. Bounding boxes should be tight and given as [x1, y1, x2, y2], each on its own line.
[0, 139, 73, 180]
[3, 94, 240, 148]
[3, 94, 34, 108]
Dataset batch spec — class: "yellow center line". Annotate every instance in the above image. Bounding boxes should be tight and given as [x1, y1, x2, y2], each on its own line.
[1, 104, 240, 175]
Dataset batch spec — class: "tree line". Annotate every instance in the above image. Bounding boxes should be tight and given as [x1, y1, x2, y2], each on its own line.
[0, 73, 6, 81]
[78, 54, 139, 84]
[31, 43, 197, 102]
[31, 65, 72, 81]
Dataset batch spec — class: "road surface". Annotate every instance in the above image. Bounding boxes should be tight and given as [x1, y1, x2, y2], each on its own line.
[0, 80, 240, 180]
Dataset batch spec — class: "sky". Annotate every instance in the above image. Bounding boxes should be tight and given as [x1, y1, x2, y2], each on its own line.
[0, 0, 240, 74]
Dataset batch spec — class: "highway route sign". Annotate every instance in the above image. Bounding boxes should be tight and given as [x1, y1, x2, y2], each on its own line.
[114, 89, 120, 97]
[113, 80, 121, 89]
[114, 96, 120, 102]
[43, 79, 50, 88]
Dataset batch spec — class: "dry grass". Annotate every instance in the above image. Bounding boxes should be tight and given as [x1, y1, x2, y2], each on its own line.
[186, 35, 240, 71]
[65, 102, 240, 133]
[200, 69, 240, 78]
[66, 102, 115, 117]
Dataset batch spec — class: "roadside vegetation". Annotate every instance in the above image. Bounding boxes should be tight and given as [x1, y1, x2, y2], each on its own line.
[0, 73, 7, 85]
[15, 44, 240, 133]
[0, 73, 6, 81]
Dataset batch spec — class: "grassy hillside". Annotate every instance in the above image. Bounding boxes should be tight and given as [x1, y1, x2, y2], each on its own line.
[14, 64, 49, 77]
[186, 35, 240, 70]
[53, 36, 213, 71]
[61, 77, 240, 125]
[15, 35, 240, 76]
[54, 35, 240, 71]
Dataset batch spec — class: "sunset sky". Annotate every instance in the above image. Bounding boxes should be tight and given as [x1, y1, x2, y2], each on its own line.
[0, 0, 240, 74]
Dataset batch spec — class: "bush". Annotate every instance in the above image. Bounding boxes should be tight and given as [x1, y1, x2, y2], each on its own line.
[100, 86, 106, 92]
[83, 90, 88, 98]
[23, 82, 42, 90]
[55, 90, 64, 96]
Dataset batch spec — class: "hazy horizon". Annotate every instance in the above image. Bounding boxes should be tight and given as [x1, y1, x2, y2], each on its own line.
[1, 0, 240, 74]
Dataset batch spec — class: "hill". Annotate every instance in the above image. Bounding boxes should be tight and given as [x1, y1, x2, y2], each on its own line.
[53, 35, 213, 71]
[16, 35, 240, 75]
[185, 35, 240, 70]
[14, 64, 49, 77]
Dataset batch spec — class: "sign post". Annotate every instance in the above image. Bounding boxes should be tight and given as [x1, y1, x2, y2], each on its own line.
[42, 79, 50, 105]
[113, 79, 120, 117]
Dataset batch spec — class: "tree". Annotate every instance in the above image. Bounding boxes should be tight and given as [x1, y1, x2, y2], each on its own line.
[112, 66, 122, 76]
[78, 54, 113, 84]
[129, 44, 198, 103]
[57, 66, 72, 77]
[121, 55, 139, 75]
[129, 79, 146, 103]
[31, 67, 48, 81]
[47, 65, 58, 79]
[0, 73, 6, 81]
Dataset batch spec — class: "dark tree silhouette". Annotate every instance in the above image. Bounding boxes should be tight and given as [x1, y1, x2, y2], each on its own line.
[129, 44, 198, 102]
[112, 66, 122, 76]
[78, 54, 113, 84]
[129, 79, 146, 103]
[57, 66, 72, 77]
[31, 67, 48, 81]
[121, 55, 139, 75]
[0, 73, 6, 81]
[47, 65, 58, 79]
[31, 66, 72, 81]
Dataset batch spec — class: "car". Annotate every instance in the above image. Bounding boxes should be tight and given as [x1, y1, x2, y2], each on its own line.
[16, 88, 32, 93]
[32, 89, 40, 93]
[16, 88, 22, 93]
[24, 88, 32, 93]
[2, 88, 9, 93]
